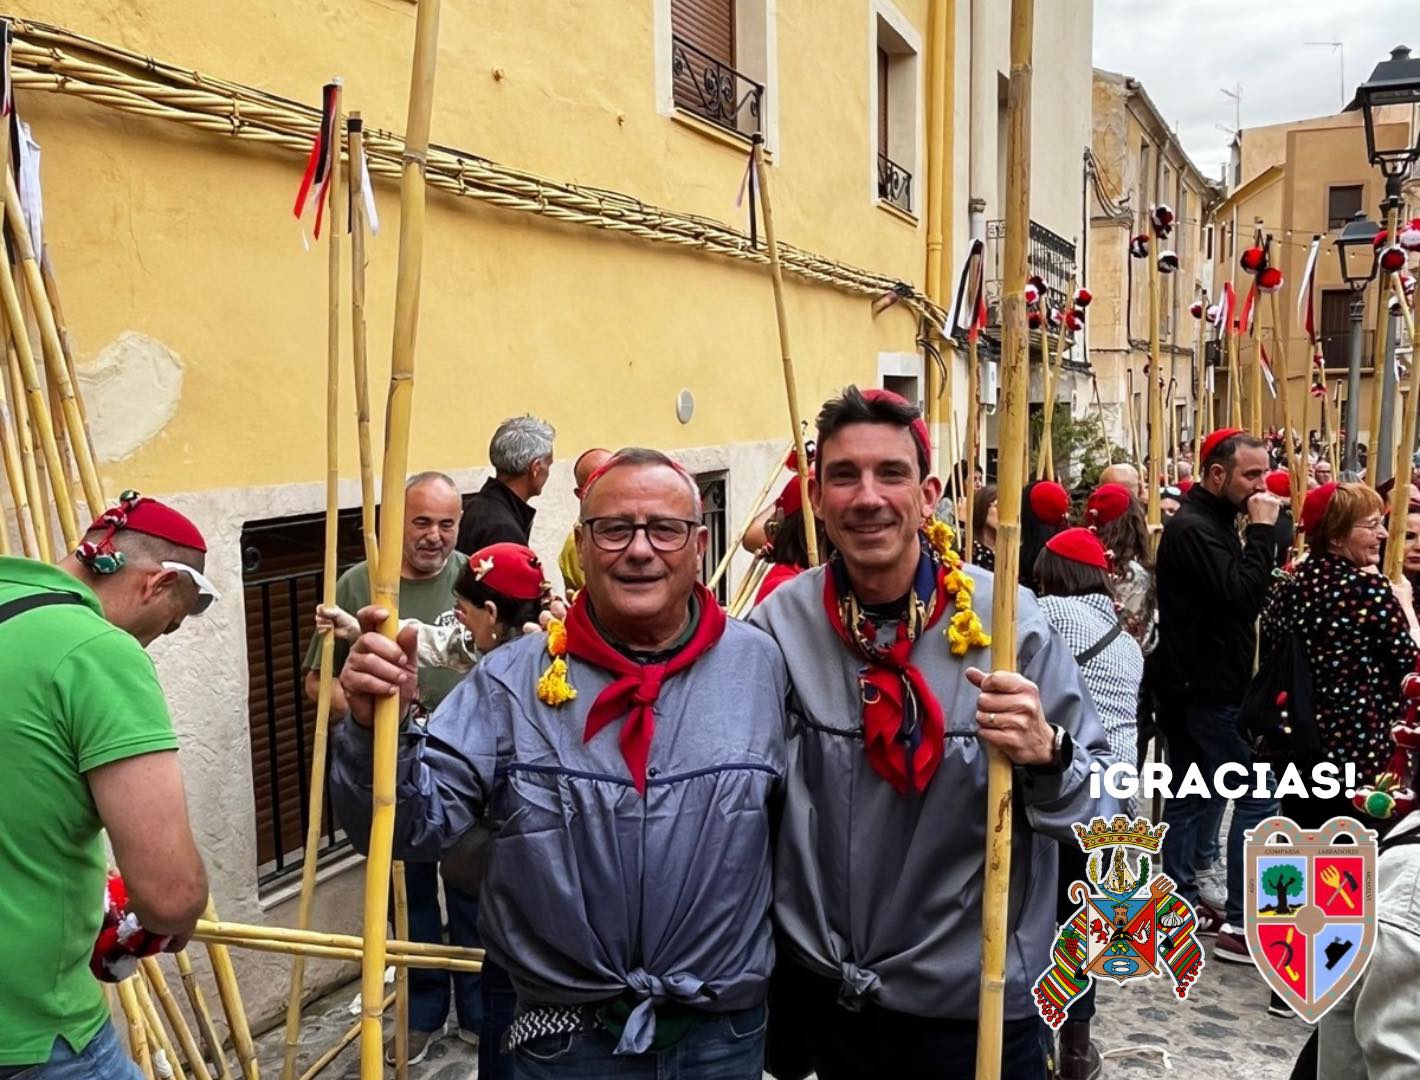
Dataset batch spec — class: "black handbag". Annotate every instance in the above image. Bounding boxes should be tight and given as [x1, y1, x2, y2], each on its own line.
[1238, 628, 1319, 764]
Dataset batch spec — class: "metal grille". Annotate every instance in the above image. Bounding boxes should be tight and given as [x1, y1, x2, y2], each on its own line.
[697, 472, 729, 605]
[241, 510, 367, 887]
[877, 153, 913, 214]
[670, 34, 764, 138]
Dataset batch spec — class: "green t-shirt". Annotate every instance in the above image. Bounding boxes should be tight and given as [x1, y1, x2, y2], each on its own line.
[0, 557, 178, 1064]
[304, 553, 465, 709]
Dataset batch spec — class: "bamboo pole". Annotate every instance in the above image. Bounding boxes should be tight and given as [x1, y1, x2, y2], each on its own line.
[923, 0, 947, 475]
[280, 80, 344, 1080]
[1366, 288, 1395, 486]
[198, 934, 484, 973]
[361, 5, 443, 1072]
[1193, 301, 1207, 468]
[175, 950, 232, 1080]
[707, 448, 787, 592]
[39, 249, 99, 474]
[393, 861, 410, 1080]
[142, 958, 213, 1080]
[5, 334, 49, 558]
[201, 900, 258, 1080]
[134, 968, 188, 1080]
[349, 114, 379, 572]
[0, 251, 76, 546]
[1036, 284, 1073, 481]
[1145, 237, 1164, 543]
[728, 557, 772, 619]
[4, 171, 103, 517]
[297, 992, 396, 1080]
[1267, 292, 1305, 530]
[195, 920, 483, 959]
[1330, 381, 1342, 477]
[1124, 367, 1140, 469]
[1228, 331, 1244, 431]
[0, 353, 37, 556]
[118, 976, 158, 1080]
[1384, 276, 1419, 582]
[750, 133, 818, 569]
[977, 2, 1031, 1075]
[962, 334, 981, 562]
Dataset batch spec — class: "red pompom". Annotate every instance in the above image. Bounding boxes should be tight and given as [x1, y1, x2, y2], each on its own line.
[89, 872, 171, 984]
[1258, 266, 1284, 293]
[1074, 287, 1093, 308]
[1151, 204, 1175, 237]
[1379, 245, 1408, 273]
[1240, 246, 1267, 274]
[1190, 300, 1204, 319]
[1028, 309, 1043, 329]
[1400, 219, 1420, 252]
[1024, 281, 1041, 307]
[1065, 309, 1084, 333]
[1158, 250, 1179, 274]
[1129, 234, 1150, 259]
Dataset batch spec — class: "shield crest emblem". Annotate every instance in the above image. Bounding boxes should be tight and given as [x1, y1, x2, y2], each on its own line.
[1244, 816, 1378, 1022]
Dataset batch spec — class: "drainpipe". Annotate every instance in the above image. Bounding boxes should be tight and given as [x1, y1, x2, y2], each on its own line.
[967, 0, 988, 243]
[924, 0, 950, 476]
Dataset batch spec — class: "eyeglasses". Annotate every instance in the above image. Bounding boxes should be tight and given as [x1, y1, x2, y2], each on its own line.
[1354, 518, 1385, 533]
[160, 561, 221, 614]
[581, 517, 700, 552]
[1160, 486, 1183, 499]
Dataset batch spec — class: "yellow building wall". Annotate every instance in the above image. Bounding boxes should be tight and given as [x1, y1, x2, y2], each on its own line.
[16, 0, 932, 500]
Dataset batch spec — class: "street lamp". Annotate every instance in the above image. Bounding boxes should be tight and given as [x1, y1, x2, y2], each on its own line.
[1334, 212, 1382, 470]
[1350, 45, 1420, 201]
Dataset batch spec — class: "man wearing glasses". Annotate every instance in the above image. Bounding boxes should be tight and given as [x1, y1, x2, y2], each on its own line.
[332, 447, 787, 1078]
[1, 493, 215, 1079]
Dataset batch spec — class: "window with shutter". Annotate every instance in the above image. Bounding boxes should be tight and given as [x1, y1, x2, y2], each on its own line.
[1326, 185, 1363, 231]
[242, 509, 367, 887]
[874, 9, 919, 216]
[1319, 288, 1358, 371]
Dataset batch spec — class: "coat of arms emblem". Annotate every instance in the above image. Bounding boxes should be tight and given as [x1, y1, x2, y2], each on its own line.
[1033, 815, 1204, 1027]
[1244, 816, 1378, 1022]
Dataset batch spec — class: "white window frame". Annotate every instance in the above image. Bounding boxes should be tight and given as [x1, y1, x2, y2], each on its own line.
[878, 351, 924, 411]
[869, 0, 924, 219]
[653, 0, 780, 153]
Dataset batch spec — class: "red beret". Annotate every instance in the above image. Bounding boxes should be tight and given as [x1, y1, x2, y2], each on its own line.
[1045, 527, 1110, 571]
[861, 388, 931, 469]
[467, 543, 548, 602]
[775, 476, 805, 517]
[84, 492, 207, 553]
[1176, 478, 1194, 494]
[1085, 483, 1132, 526]
[1200, 427, 1246, 467]
[1028, 481, 1071, 526]
[1264, 469, 1291, 498]
[1301, 482, 1338, 535]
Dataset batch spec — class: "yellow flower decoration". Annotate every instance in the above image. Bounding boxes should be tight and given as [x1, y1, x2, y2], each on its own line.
[536, 617, 577, 707]
[925, 515, 989, 655]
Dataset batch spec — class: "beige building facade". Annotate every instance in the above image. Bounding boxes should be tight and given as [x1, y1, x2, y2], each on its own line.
[1087, 69, 1219, 473]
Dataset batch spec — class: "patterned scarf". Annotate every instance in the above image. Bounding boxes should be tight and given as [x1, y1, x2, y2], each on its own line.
[821, 540, 951, 795]
[565, 584, 726, 796]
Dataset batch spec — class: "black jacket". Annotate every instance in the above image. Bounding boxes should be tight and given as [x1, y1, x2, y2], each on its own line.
[456, 477, 535, 556]
[1150, 486, 1277, 708]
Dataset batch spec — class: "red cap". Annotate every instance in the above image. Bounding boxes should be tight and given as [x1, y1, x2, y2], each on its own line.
[1176, 478, 1194, 494]
[1264, 469, 1291, 498]
[1045, 527, 1110, 571]
[1301, 482, 1338, 535]
[861, 388, 931, 470]
[84, 493, 207, 553]
[1085, 483, 1132, 526]
[775, 476, 805, 517]
[1200, 427, 1246, 467]
[1028, 481, 1071, 526]
[466, 543, 549, 602]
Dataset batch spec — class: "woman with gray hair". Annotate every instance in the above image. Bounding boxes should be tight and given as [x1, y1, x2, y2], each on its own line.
[457, 414, 556, 555]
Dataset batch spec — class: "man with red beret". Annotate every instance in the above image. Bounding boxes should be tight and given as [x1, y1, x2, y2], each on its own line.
[750, 386, 1118, 1078]
[1152, 428, 1282, 961]
[0, 492, 213, 1077]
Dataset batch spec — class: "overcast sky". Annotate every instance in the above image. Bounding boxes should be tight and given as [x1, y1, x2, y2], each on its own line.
[1093, 0, 1415, 180]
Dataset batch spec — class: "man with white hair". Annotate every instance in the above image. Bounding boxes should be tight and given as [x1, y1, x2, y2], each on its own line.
[1099, 461, 1144, 498]
[457, 414, 556, 556]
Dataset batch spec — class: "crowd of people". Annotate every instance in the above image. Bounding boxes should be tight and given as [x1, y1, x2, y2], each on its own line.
[7, 391, 1420, 1080]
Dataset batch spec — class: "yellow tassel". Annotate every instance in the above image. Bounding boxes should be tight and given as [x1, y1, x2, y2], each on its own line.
[546, 618, 569, 657]
[947, 609, 991, 656]
[536, 657, 577, 707]
[924, 517, 955, 560]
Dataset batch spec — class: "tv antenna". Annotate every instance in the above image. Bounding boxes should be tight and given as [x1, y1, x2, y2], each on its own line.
[1304, 40, 1345, 110]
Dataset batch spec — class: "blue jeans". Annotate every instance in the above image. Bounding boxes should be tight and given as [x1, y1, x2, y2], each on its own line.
[1194, 797, 1226, 873]
[513, 1004, 766, 1080]
[1, 1022, 143, 1080]
[1162, 703, 1277, 925]
[402, 860, 483, 1033]
[479, 960, 518, 1080]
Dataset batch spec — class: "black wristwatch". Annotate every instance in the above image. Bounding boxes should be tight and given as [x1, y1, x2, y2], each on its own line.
[1025, 724, 1073, 776]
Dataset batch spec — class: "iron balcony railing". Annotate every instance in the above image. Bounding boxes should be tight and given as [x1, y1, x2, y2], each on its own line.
[671, 35, 764, 138]
[877, 153, 913, 214]
[983, 218, 1078, 335]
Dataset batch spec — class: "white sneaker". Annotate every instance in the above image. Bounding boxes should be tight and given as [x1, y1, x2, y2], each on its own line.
[1196, 864, 1227, 911]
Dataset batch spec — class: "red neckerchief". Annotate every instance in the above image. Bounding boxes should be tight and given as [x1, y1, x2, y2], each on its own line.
[564, 583, 727, 796]
[822, 542, 949, 795]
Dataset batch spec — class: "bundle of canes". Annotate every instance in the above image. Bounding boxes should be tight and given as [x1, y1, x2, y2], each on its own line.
[1035, 277, 1075, 481]
[1192, 291, 1207, 470]
[1145, 216, 1164, 547]
[1365, 207, 1403, 486]
[280, 77, 345, 1080]
[175, 949, 232, 1080]
[201, 898, 259, 1080]
[130, 970, 188, 1080]
[359, 2, 445, 1074]
[976, 0, 1031, 1075]
[750, 132, 817, 569]
[141, 957, 214, 1080]
[727, 554, 772, 619]
[298, 992, 395, 1080]
[116, 976, 156, 1080]
[1383, 273, 1419, 583]
[1263, 266, 1304, 533]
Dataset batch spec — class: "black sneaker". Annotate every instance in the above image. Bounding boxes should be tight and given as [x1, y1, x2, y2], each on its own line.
[1268, 991, 1294, 1019]
[1194, 901, 1225, 936]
